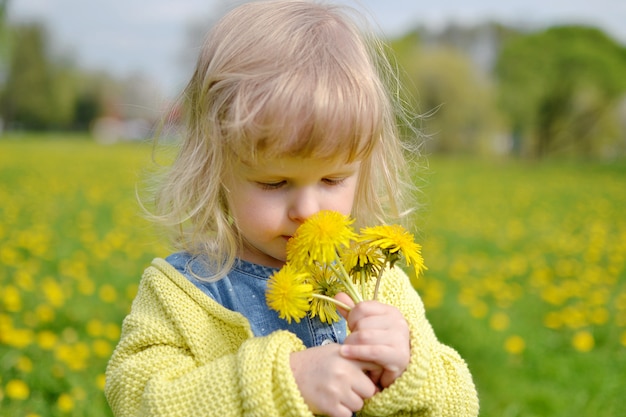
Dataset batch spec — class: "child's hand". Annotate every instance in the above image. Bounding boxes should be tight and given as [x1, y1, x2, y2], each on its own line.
[335, 292, 411, 389]
[290, 343, 378, 417]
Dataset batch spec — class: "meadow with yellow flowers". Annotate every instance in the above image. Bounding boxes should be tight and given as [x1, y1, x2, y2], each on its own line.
[1, 136, 625, 416]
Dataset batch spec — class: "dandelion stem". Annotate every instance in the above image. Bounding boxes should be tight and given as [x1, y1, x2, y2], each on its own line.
[360, 270, 366, 299]
[372, 262, 387, 301]
[312, 293, 352, 312]
[330, 261, 363, 303]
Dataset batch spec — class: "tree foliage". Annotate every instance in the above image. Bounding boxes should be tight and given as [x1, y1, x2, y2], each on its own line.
[495, 25, 626, 158]
[0, 19, 156, 132]
[391, 31, 502, 155]
[0, 23, 76, 129]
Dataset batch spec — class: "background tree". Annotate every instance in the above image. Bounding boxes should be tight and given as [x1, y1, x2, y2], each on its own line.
[391, 31, 502, 155]
[0, 0, 10, 129]
[495, 26, 626, 158]
[0, 23, 74, 129]
[0, 17, 156, 133]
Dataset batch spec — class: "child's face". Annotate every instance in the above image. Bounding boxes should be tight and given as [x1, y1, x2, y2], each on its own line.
[224, 156, 360, 268]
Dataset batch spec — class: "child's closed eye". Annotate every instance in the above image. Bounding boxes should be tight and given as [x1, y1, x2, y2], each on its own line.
[322, 178, 346, 186]
[256, 181, 286, 190]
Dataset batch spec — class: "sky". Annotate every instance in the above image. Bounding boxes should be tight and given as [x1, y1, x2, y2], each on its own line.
[7, 0, 626, 98]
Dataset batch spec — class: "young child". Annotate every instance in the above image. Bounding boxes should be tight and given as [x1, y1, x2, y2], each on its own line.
[105, 1, 479, 416]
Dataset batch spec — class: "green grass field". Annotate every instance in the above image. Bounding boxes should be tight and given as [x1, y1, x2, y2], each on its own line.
[1, 136, 625, 416]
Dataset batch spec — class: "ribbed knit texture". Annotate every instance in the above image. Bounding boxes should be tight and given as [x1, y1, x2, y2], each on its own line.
[105, 258, 479, 416]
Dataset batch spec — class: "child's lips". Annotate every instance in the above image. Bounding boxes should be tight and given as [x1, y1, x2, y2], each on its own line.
[282, 235, 293, 241]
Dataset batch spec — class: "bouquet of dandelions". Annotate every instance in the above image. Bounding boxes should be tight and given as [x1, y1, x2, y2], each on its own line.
[266, 210, 427, 324]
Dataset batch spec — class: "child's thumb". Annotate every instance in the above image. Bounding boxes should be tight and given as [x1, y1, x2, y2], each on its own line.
[334, 292, 355, 320]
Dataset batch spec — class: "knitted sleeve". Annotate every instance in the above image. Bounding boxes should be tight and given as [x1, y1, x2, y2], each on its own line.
[359, 268, 480, 417]
[105, 263, 314, 417]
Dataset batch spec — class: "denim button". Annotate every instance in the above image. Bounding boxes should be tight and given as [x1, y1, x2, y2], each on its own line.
[321, 339, 333, 346]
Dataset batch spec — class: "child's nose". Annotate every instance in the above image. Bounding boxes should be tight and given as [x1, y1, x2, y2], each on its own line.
[288, 188, 320, 223]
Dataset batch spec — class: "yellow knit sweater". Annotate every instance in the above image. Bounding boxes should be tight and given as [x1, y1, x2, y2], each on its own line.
[105, 258, 479, 416]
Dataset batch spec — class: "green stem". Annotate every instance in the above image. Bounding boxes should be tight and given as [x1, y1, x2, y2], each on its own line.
[372, 261, 388, 301]
[330, 261, 363, 303]
[360, 270, 366, 300]
[312, 293, 352, 312]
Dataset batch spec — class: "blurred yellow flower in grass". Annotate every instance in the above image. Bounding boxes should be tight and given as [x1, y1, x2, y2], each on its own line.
[37, 330, 58, 350]
[504, 335, 526, 355]
[418, 279, 445, 309]
[17, 356, 33, 373]
[35, 304, 56, 323]
[92, 339, 113, 358]
[104, 322, 121, 341]
[572, 330, 595, 352]
[96, 374, 107, 391]
[2, 327, 34, 348]
[54, 342, 90, 371]
[5, 379, 30, 400]
[57, 393, 74, 412]
[489, 312, 510, 331]
[2, 285, 22, 312]
[543, 311, 563, 330]
[86, 319, 104, 337]
[268, 210, 426, 323]
[98, 284, 118, 303]
[266, 263, 312, 323]
[42, 277, 65, 308]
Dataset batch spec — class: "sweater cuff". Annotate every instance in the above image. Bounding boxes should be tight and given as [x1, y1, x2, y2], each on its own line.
[238, 330, 314, 417]
[362, 334, 433, 415]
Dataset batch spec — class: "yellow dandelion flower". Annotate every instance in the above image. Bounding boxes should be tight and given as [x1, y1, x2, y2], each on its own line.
[126, 283, 139, 300]
[489, 312, 510, 331]
[93, 339, 113, 358]
[6, 379, 30, 400]
[287, 210, 356, 267]
[309, 266, 344, 324]
[2, 285, 22, 312]
[86, 319, 104, 337]
[6, 328, 34, 348]
[99, 284, 118, 303]
[35, 304, 55, 322]
[357, 224, 427, 300]
[266, 264, 312, 323]
[17, 356, 33, 373]
[543, 311, 563, 330]
[96, 374, 107, 391]
[359, 224, 427, 275]
[42, 277, 65, 308]
[104, 323, 121, 341]
[504, 335, 526, 355]
[57, 393, 74, 412]
[341, 241, 384, 278]
[572, 330, 594, 353]
[37, 330, 58, 350]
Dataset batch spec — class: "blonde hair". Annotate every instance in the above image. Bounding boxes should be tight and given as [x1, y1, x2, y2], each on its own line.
[153, 0, 419, 280]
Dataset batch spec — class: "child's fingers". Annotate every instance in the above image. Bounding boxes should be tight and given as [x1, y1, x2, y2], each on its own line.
[345, 301, 405, 329]
[338, 300, 411, 388]
[350, 367, 380, 397]
[334, 292, 355, 320]
[340, 343, 399, 371]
